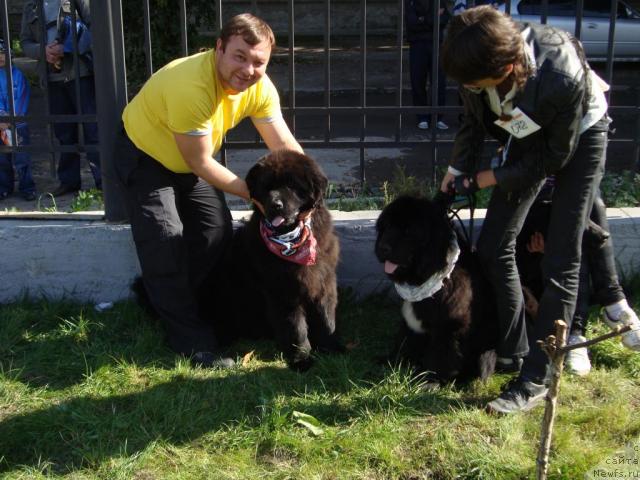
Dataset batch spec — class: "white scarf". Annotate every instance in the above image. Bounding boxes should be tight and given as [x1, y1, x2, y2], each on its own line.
[394, 239, 461, 303]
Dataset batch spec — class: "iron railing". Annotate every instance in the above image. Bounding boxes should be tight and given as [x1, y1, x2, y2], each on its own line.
[0, 0, 638, 222]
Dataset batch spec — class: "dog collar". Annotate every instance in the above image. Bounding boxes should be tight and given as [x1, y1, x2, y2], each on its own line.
[259, 216, 317, 265]
[394, 238, 460, 302]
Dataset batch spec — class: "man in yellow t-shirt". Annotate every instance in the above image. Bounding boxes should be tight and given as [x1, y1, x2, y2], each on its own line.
[114, 13, 302, 368]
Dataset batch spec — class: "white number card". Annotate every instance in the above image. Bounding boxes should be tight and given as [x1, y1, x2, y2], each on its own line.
[494, 107, 541, 138]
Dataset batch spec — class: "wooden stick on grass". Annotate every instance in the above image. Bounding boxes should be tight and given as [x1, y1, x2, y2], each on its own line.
[535, 321, 633, 480]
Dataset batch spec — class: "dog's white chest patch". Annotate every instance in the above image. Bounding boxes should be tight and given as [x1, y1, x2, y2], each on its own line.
[402, 301, 426, 333]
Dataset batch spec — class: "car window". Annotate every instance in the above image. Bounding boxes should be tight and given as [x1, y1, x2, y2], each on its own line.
[617, 1, 640, 19]
[582, 0, 612, 18]
[517, 0, 636, 18]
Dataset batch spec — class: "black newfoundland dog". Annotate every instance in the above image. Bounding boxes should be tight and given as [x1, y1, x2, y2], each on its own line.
[134, 151, 342, 371]
[375, 195, 498, 383]
[216, 150, 343, 371]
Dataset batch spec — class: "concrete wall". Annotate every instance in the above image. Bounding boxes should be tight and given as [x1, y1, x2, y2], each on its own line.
[2, 208, 640, 304]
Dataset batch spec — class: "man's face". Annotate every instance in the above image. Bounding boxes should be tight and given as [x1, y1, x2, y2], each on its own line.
[215, 35, 271, 94]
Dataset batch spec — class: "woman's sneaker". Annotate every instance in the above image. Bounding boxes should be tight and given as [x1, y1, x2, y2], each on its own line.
[191, 351, 236, 369]
[603, 309, 640, 351]
[486, 377, 548, 414]
[564, 334, 591, 376]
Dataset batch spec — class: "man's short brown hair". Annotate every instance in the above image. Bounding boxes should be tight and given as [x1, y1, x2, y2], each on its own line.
[219, 13, 275, 51]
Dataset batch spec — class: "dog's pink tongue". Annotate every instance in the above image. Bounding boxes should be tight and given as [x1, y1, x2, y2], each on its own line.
[271, 216, 285, 227]
[384, 261, 399, 274]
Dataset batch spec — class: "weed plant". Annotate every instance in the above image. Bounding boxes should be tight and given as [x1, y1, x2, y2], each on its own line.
[0, 289, 639, 479]
[69, 188, 104, 212]
[324, 169, 640, 211]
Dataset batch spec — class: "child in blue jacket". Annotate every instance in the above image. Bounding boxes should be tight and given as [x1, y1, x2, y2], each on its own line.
[0, 39, 35, 201]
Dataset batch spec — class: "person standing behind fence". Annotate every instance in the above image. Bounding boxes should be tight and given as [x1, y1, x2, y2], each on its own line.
[405, 0, 459, 131]
[20, 0, 100, 197]
[0, 39, 36, 202]
[114, 14, 303, 369]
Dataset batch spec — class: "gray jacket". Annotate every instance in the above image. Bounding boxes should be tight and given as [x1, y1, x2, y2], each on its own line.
[450, 23, 598, 192]
[20, 0, 93, 83]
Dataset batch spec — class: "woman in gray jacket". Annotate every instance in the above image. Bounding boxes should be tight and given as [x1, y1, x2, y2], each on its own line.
[439, 5, 639, 414]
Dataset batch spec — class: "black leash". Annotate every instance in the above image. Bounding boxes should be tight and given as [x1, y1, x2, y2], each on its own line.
[446, 193, 477, 250]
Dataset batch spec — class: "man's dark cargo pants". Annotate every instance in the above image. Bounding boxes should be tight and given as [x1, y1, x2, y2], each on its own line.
[114, 127, 233, 355]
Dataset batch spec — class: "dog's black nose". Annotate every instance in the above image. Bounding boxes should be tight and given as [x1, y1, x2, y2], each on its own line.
[377, 243, 392, 258]
[273, 198, 284, 211]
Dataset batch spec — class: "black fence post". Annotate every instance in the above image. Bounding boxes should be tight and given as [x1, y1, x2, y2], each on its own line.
[92, 0, 128, 222]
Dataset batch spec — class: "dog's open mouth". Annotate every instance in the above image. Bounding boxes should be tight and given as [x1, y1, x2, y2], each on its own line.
[383, 260, 410, 281]
[267, 213, 299, 233]
[269, 215, 286, 227]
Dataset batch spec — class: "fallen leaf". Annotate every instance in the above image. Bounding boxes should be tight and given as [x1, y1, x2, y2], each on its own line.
[345, 341, 360, 351]
[241, 351, 255, 366]
[292, 410, 324, 436]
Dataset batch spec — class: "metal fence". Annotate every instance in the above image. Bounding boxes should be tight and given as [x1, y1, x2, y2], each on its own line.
[0, 0, 639, 222]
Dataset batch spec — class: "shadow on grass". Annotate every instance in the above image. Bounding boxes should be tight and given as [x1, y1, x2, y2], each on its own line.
[0, 299, 176, 390]
[0, 292, 476, 474]
[0, 290, 398, 390]
[0, 365, 464, 475]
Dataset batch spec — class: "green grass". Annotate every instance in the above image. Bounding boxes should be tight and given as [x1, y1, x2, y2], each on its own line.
[0, 292, 639, 479]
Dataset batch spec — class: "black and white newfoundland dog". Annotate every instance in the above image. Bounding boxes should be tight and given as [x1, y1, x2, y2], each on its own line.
[375, 194, 498, 383]
[218, 150, 343, 371]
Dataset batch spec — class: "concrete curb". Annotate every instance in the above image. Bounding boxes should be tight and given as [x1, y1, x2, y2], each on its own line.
[2, 208, 640, 303]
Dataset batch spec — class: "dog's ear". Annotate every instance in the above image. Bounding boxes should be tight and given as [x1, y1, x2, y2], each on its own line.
[302, 155, 328, 205]
[375, 208, 387, 232]
[246, 155, 270, 199]
[433, 190, 453, 214]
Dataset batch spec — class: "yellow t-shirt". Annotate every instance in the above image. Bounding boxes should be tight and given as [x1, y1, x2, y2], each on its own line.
[122, 49, 281, 173]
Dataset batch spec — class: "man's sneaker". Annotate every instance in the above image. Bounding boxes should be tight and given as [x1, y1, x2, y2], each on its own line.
[603, 309, 640, 351]
[486, 377, 548, 415]
[565, 334, 591, 376]
[496, 356, 523, 373]
[436, 120, 449, 130]
[417, 120, 429, 130]
[191, 351, 236, 369]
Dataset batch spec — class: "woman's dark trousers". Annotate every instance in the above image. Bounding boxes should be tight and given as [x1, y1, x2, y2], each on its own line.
[477, 119, 608, 382]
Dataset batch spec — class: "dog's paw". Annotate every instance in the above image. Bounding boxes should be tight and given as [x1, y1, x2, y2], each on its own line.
[419, 381, 441, 392]
[317, 337, 347, 354]
[289, 356, 314, 372]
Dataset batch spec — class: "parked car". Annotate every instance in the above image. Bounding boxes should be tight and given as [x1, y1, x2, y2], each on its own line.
[492, 0, 640, 60]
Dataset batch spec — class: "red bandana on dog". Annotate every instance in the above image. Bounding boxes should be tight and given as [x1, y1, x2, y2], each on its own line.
[259, 217, 317, 265]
